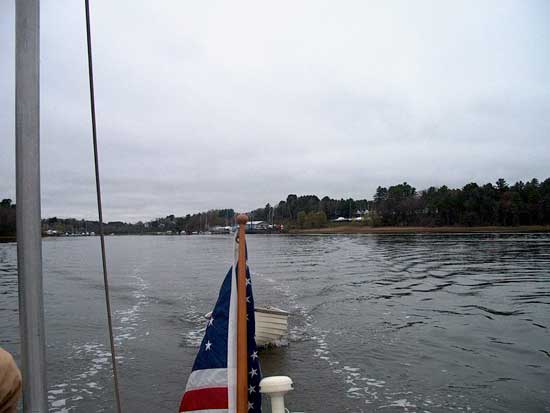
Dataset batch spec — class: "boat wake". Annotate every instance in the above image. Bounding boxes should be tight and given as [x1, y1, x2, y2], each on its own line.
[178, 301, 208, 348]
[48, 269, 150, 412]
[310, 327, 388, 409]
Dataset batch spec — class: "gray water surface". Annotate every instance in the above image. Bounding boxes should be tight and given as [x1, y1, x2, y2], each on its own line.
[1, 234, 549, 412]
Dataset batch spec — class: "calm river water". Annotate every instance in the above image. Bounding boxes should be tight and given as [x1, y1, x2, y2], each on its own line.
[1, 234, 549, 412]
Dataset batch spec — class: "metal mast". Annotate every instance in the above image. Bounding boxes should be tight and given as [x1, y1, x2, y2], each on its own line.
[15, 0, 49, 411]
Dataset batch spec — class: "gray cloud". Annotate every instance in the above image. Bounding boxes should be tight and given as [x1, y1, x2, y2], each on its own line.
[1, 0, 549, 221]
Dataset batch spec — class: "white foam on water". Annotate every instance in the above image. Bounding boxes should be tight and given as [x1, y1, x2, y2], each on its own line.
[309, 327, 387, 404]
[269, 337, 289, 347]
[272, 277, 309, 345]
[113, 273, 150, 345]
[256, 268, 475, 411]
[49, 269, 150, 412]
[379, 398, 417, 409]
[51, 399, 66, 407]
[304, 310, 475, 411]
[180, 301, 208, 347]
[260, 272, 444, 410]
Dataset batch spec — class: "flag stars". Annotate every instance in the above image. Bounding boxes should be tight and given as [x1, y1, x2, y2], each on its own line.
[248, 401, 254, 410]
[246, 278, 251, 286]
[248, 385, 256, 394]
[250, 351, 258, 360]
[246, 296, 251, 303]
[208, 317, 214, 326]
[205, 340, 212, 351]
[249, 368, 257, 378]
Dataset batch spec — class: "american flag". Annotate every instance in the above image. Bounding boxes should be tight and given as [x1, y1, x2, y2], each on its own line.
[179, 256, 262, 412]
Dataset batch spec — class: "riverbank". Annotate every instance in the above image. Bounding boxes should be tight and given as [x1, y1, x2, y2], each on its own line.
[291, 225, 550, 234]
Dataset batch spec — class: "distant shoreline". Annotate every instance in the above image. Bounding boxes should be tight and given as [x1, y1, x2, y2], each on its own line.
[2, 226, 550, 242]
[291, 225, 550, 235]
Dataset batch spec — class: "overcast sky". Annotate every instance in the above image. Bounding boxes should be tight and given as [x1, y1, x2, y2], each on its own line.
[1, 0, 549, 221]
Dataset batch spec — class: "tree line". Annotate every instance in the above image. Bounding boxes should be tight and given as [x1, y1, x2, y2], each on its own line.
[37, 209, 236, 236]
[0, 199, 16, 237]
[247, 195, 371, 229]
[370, 178, 550, 227]
[2, 177, 549, 237]
[249, 177, 550, 228]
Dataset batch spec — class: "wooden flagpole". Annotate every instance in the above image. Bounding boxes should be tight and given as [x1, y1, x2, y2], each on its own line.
[236, 214, 249, 413]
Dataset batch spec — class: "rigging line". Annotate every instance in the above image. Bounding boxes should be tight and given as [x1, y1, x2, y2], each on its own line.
[84, 1, 123, 411]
